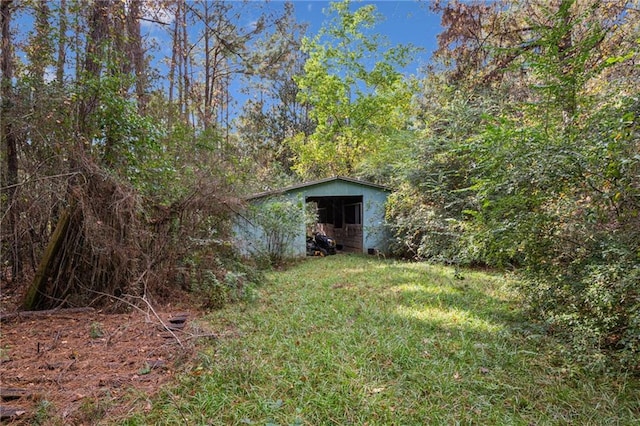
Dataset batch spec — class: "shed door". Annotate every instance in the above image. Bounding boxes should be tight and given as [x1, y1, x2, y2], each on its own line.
[341, 201, 363, 252]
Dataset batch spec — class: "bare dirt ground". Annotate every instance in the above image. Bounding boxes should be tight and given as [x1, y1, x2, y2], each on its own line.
[0, 284, 209, 425]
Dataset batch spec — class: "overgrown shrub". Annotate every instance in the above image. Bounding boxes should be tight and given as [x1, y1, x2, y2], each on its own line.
[190, 269, 229, 310]
[386, 187, 466, 263]
[237, 196, 311, 266]
[184, 240, 262, 310]
[388, 77, 639, 371]
[519, 232, 640, 371]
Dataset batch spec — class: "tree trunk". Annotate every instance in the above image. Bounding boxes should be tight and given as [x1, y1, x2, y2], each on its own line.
[28, 0, 52, 87]
[557, 0, 577, 125]
[56, 0, 67, 85]
[204, 0, 211, 130]
[127, 0, 146, 113]
[23, 207, 72, 310]
[181, 1, 190, 124]
[112, 0, 128, 77]
[1, 0, 20, 281]
[168, 0, 180, 111]
[78, 0, 111, 140]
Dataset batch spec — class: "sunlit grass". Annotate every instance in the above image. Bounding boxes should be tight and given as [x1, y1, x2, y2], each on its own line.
[120, 255, 640, 425]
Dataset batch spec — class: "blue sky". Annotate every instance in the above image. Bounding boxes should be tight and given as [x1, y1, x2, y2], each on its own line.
[135, 1, 442, 80]
[14, 1, 442, 80]
[12, 0, 442, 120]
[292, 0, 442, 75]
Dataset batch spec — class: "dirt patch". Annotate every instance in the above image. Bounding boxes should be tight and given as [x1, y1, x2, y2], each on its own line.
[0, 304, 208, 424]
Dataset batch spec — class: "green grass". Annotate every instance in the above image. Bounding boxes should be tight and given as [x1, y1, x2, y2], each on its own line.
[120, 255, 640, 425]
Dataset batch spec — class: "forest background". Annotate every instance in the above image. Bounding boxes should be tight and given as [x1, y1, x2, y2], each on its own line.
[1, 0, 639, 372]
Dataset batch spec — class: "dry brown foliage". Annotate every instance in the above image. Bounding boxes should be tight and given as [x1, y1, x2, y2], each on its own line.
[5, 151, 242, 313]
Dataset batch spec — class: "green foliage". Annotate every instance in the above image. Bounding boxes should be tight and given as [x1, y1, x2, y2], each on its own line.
[239, 196, 309, 266]
[385, 85, 490, 265]
[76, 397, 109, 424]
[520, 247, 640, 370]
[89, 321, 104, 339]
[513, 93, 640, 369]
[0, 342, 9, 362]
[186, 246, 261, 310]
[235, 6, 314, 188]
[138, 362, 152, 376]
[387, 2, 640, 370]
[33, 400, 56, 426]
[465, 32, 640, 367]
[290, 0, 417, 179]
[189, 269, 228, 310]
[84, 71, 172, 195]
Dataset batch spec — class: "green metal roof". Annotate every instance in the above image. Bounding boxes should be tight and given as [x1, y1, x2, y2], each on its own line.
[247, 176, 391, 200]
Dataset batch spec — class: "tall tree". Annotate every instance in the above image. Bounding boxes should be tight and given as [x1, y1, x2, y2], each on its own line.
[167, 0, 181, 116]
[290, 0, 417, 180]
[78, 0, 111, 141]
[401, 0, 640, 368]
[55, 0, 67, 85]
[236, 2, 313, 187]
[1, 0, 19, 279]
[126, 0, 146, 112]
[26, 0, 54, 86]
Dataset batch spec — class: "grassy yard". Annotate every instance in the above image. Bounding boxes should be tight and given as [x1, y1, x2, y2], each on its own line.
[122, 255, 639, 425]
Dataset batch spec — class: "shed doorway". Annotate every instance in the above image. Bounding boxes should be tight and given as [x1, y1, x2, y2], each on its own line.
[306, 196, 363, 253]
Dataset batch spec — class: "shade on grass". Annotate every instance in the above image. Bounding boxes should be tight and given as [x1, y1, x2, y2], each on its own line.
[122, 255, 640, 425]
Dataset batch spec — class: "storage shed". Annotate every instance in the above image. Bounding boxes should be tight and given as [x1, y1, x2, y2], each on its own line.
[240, 176, 391, 257]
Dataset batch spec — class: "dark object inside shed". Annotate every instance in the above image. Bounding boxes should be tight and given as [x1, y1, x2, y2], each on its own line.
[306, 232, 337, 256]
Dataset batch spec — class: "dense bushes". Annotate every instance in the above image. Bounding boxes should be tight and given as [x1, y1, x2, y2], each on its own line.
[386, 9, 640, 370]
[388, 89, 639, 370]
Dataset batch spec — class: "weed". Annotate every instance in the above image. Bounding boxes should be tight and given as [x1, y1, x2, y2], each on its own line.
[33, 400, 55, 425]
[0, 342, 10, 361]
[138, 362, 152, 375]
[89, 321, 104, 338]
[75, 397, 110, 424]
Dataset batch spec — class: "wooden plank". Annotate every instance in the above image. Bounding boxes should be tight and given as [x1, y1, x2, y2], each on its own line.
[167, 313, 189, 324]
[167, 322, 186, 331]
[0, 387, 32, 400]
[0, 307, 95, 323]
[0, 406, 27, 421]
[23, 207, 72, 310]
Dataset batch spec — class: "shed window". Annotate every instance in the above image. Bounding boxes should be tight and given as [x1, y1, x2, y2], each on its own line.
[344, 203, 362, 225]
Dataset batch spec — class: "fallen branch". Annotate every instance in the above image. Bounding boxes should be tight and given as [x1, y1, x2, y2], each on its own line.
[0, 307, 95, 323]
[73, 278, 185, 349]
[0, 406, 27, 421]
[135, 294, 185, 349]
[0, 387, 36, 400]
[55, 358, 77, 388]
